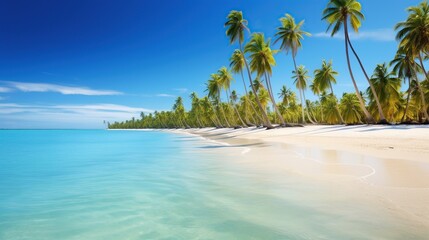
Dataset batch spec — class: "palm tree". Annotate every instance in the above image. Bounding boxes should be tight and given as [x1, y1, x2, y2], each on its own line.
[252, 77, 264, 93]
[172, 96, 188, 128]
[395, 1, 429, 122]
[322, 95, 343, 124]
[245, 33, 285, 126]
[206, 74, 230, 127]
[278, 85, 295, 106]
[274, 13, 311, 124]
[225, 11, 273, 128]
[340, 93, 363, 124]
[230, 50, 264, 125]
[292, 65, 315, 123]
[258, 88, 271, 112]
[322, 0, 377, 123]
[391, 47, 421, 122]
[367, 63, 401, 122]
[218, 66, 246, 127]
[313, 60, 345, 123]
[190, 92, 204, 128]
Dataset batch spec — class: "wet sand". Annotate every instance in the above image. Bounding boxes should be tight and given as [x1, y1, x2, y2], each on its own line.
[166, 125, 429, 232]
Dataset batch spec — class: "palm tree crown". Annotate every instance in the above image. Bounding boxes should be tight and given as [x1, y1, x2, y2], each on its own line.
[245, 33, 277, 77]
[322, 0, 365, 36]
[274, 14, 311, 57]
[217, 67, 234, 90]
[225, 10, 248, 45]
[395, 1, 429, 54]
[313, 60, 338, 95]
[292, 65, 310, 90]
[229, 50, 245, 74]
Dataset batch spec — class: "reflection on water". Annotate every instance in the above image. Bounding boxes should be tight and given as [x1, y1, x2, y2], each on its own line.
[0, 130, 428, 239]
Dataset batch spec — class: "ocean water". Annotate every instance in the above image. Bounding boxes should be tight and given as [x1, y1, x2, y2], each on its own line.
[0, 130, 426, 239]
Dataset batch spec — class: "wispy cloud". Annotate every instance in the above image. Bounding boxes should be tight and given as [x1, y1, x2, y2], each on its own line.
[1, 81, 123, 96]
[0, 103, 153, 128]
[156, 93, 175, 98]
[174, 88, 188, 93]
[312, 28, 395, 42]
[0, 87, 12, 93]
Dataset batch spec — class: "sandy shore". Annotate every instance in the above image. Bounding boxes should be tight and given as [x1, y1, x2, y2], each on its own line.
[177, 125, 429, 161]
[164, 125, 429, 230]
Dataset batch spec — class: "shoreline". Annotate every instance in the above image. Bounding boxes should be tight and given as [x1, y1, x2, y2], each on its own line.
[156, 124, 429, 162]
[160, 125, 429, 228]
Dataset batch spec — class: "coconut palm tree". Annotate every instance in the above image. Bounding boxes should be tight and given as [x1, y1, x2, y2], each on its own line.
[218, 66, 246, 127]
[206, 74, 230, 127]
[230, 50, 263, 125]
[172, 96, 188, 128]
[278, 85, 295, 106]
[322, 95, 343, 124]
[274, 13, 311, 123]
[225, 11, 273, 128]
[322, 0, 376, 123]
[340, 93, 363, 124]
[313, 60, 345, 123]
[252, 77, 264, 93]
[245, 33, 285, 126]
[190, 92, 204, 128]
[292, 65, 315, 123]
[367, 63, 401, 122]
[395, 1, 429, 122]
[391, 47, 421, 122]
[258, 88, 271, 112]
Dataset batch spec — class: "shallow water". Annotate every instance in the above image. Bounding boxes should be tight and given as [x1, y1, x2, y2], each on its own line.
[0, 130, 427, 239]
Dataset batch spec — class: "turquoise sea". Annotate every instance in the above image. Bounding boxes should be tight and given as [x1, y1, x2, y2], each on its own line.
[0, 130, 426, 239]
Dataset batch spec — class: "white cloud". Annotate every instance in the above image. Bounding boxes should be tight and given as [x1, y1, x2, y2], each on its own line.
[156, 93, 175, 97]
[313, 28, 395, 42]
[0, 103, 153, 128]
[2, 81, 122, 96]
[174, 88, 188, 93]
[52, 104, 153, 113]
[0, 87, 12, 93]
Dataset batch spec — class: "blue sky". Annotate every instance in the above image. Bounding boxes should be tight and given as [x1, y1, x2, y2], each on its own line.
[0, 0, 422, 128]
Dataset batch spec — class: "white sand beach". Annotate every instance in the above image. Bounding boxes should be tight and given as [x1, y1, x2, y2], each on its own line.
[167, 125, 429, 231]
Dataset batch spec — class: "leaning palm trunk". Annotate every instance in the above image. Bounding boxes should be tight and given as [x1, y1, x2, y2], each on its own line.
[265, 73, 286, 126]
[209, 116, 220, 128]
[418, 54, 429, 122]
[249, 99, 262, 125]
[413, 60, 429, 122]
[249, 111, 258, 126]
[182, 115, 191, 128]
[292, 57, 306, 124]
[232, 103, 246, 127]
[344, 20, 374, 123]
[210, 105, 223, 127]
[240, 44, 274, 129]
[218, 98, 231, 128]
[195, 114, 203, 128]
[302, 91, 316, 124]
[226, 89, 246, 127]
[240, 70, 264, 125]
[401, 77, 412, 122]
[347, 37, 387, 123]
[329, 82, 345, 124]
